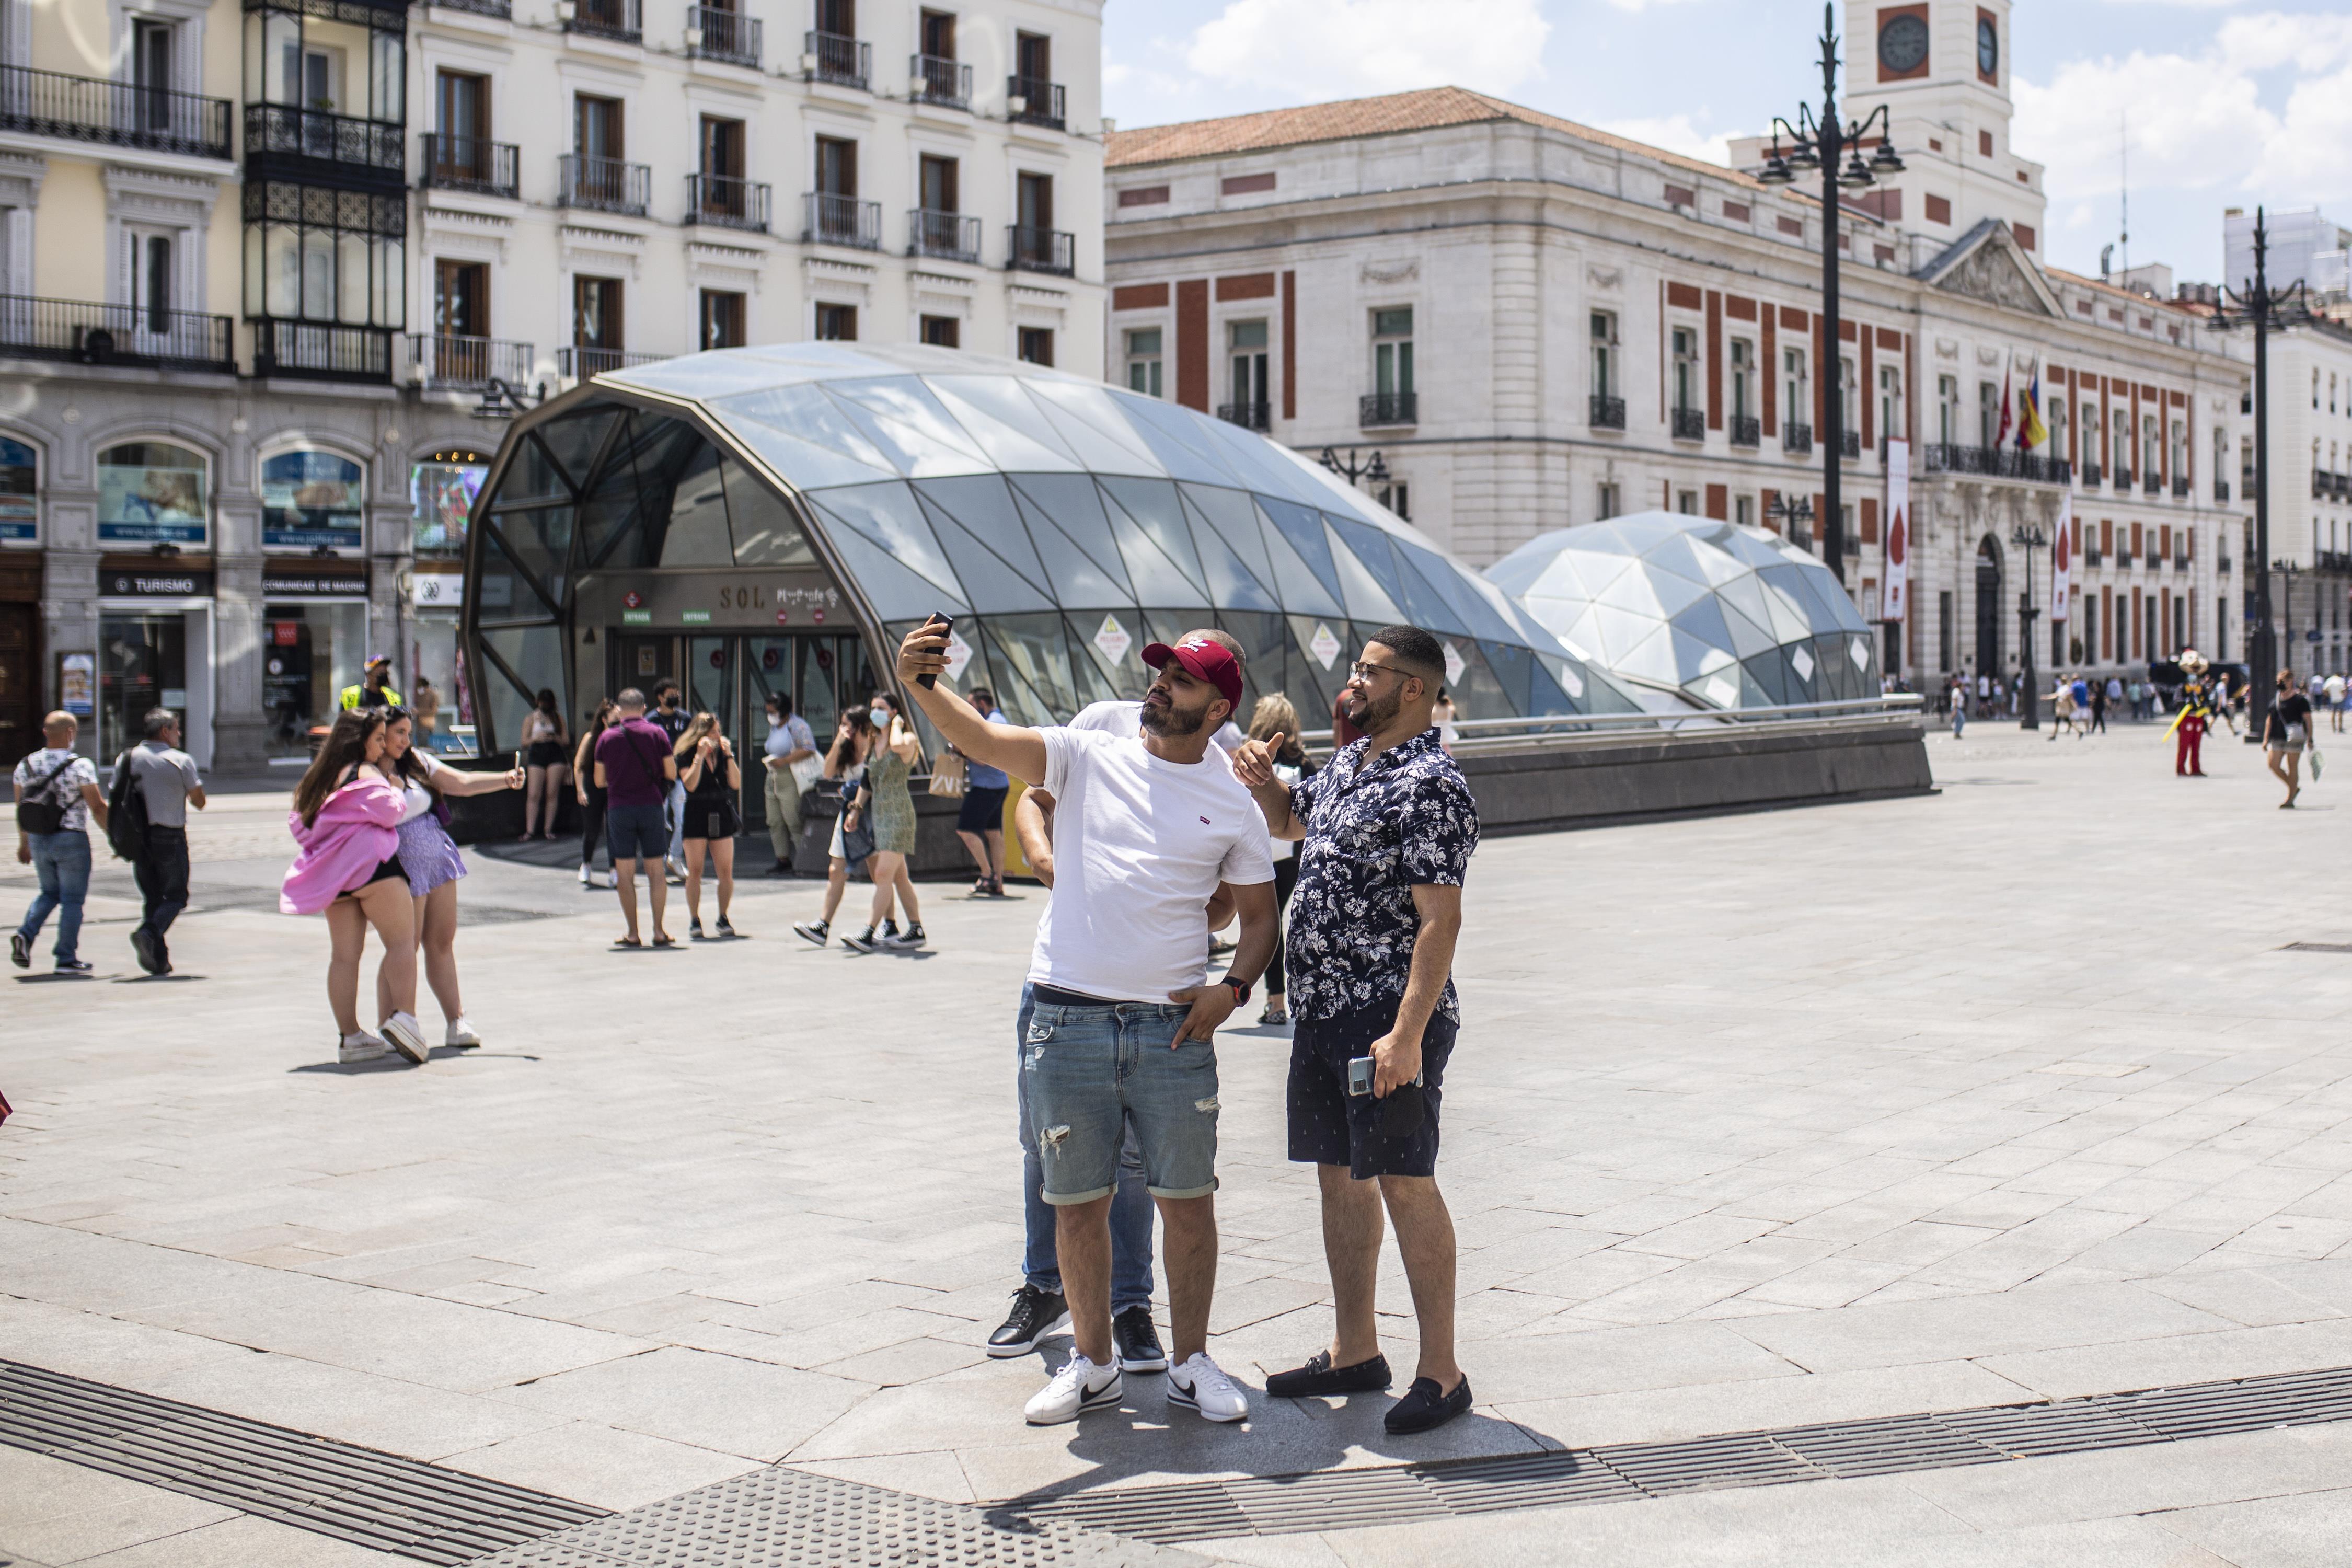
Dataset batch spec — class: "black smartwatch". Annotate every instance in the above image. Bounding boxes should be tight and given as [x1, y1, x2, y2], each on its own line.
[1225, 977, 1253, 1006]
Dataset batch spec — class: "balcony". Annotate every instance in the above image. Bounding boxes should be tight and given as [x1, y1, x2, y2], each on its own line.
[1008, 75, 1065, 130]
[1920, 444, 2072, 484]
[687, 6, 760, 65]
[2220, 555, 2232, 574]
[419, 133, 518, 198]
[1670, 407, 1704, 442]
[2143, 473, 2161, 496]
[2320, 550, 2352, 574]
[1840, 428, 1862, 460]
[244, 104, 404, 190]
[406, 333, 534, 391]
[1006, 224, 1073, 275]
[686, 173, 769, 232]
[908, 208, 981, 263]
[1729, 413, 1760, 448]
[1782, 421, 1812, 455]
[1360, 391, 1417, 428]
[2085, 549, 2103, 568]
[558, 345, 665, 379]
[805, 30, 870, 89]
[1217, 401, 1270, 432]
[1589, 395, 1625, 431]
[0, 294, 232, 374]
[2113, 467, 2133, 490]
[561, 153, 650, 215]
[433, 0, 511, 14]
[2079, 463, 2101, 487]
[0, 63, 230, 160]
[2116, 550, 2134, 568]
[804, 192, 881, 249]
[2316, 470, 2340, 501]
[566, 0, 640, 42]
[2173, 476, 2191, 500]
[912, 54, 971, 110]
[2215, 479, 2231, 503]
[252, 320, 394, 383]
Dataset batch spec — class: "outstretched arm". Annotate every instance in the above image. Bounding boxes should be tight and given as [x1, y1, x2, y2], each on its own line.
[894, 622, 1049, 785]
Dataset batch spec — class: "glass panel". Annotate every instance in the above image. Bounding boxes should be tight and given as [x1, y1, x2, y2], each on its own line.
[1098, 481, 1210, 609]
[686, 635, 732, 729]
[1006, 479, 1132, 609]
[913, 476, 1053, 594]
[1181, 492, 1278, 613]
[578, 420, 651, 569]
[662, 442, 734, 567]
[482, 505, 573, 611]
[980, 612, 1080, 722]
[924, 375, 1085, 471]
[1007, 474, 1132, 597]
[1063, 609, 1148, 705]
[805, 480, 962, 599]
[713, 384, 898, 479]
[337, 234, 369, 325]
[1325, 515, 1414, 616]
[809, 504, 966, 618]
[481, 625, 567, 751]
[1322, 520, 1403, 622]
[492, 434, 571, 506]
[823, 377, 994, 476]
[1181, 484, 1275, 589]
[1019, 380, 1167, 476]
[1252, 499, 1343, 617]
[724, 459, 817, 567]
[1110, 392, 1250, 487]
[913, 489, 1055, 613]
[1477, 639, 1535, 713]
[1442, 639, 1511, 719]
[538, 407, 619, 488]
[1214, 609, 1289, 725]
[378, 236, 402, 329]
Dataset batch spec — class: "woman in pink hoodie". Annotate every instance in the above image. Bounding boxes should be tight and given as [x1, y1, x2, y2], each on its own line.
[283, 709, 427, 1065]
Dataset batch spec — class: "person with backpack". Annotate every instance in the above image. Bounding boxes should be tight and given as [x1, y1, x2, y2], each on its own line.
[13, 711, 108, 975]
[112, 708, 205, 975]
[592, 687, 680, 948]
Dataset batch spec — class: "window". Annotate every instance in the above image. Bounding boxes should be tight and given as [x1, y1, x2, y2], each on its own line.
[128, 232, 174, 333]
[1016, 29, 1050, 83]
[816, 135, 856, 197]
[2170, 419, 2186, 479]
[919, 153, 958, 214]
[1676, 489, 1699, 516]
[1735, 494, 1754, 526]
[243, 182, 405, 331]
[1978, 381, 2000, 447]
[1017, 170, 1052, 230]
[1786, 348, 1810, 427]
[1597, 481, 1621, 519]
[1228, 320, 1268, 416]
[1730, 339, 1754, 420]
[573, 275, 622, 349]
[699, 289, 744, 350]
[134, 18, 175, 97]
[919, 8, 954, 58]
[814, 302, 856, 340]
[1017, 326, 1054, 366]
[1880, 363, 1903, 444]
[1840, 355, 1858, 432]
[919, 314, 959, 348]
[1125, 327, 1162, 397]
[815, 0, 854, 33]
[1376, 482, 1409, 521]
[433, 70, 489, 183]
[2142, 413, 2159, 477]
[1672, 327, 1698, 413]
[2047, 397, 2066, 462]
[575, 94, 623, 159]
[261, 448, 364, 551]
[433, 259, 486, 339]
[1938, 374, 1957, 444]
[701, 116, 743, 178]
[1373, 307, 1413, 395]
[96, 441, 208, 548]
[2113, 408, 2130, 473]
[1590, 310, 1616, 398]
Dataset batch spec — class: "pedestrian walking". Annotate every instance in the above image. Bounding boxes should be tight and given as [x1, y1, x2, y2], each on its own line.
[377, 709, 523, 1048]
[648, 679, 692, 883]
[899, 620, 1279, 1429]
[517, 688, 571, 841]
[953, 687, 1012, 896]
[838, 692, 924, 954]
[1234, 624, 1481, 1436]
[13, 711, 107, 975]
[118, 709, 204, 976]
[2265, 670, 2314, 809]
[1247, 695, 1316, 1027]
[2048, 677, 2076, 739]
[414, 674, 441, 744]
[760, 691, 818, 877]
[280, 708, 427, 1064]
[790, 707, 873, 948]
[2329, 671, 2347, 735]
[1948, 676, 1966, 737]
[2090, 678, 2108, 733]
[675, 711, 743, 939]
[574, 699, 616, 888]
[592, 688, 680, 948]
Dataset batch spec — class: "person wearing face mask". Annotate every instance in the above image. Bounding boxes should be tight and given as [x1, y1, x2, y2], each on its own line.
[838, 691, 926, 954]
[760, 693, 819, 877]
[792, 705, 874, 947]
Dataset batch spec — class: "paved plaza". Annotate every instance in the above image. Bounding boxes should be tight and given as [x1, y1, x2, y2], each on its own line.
[5, 717, 2352, 1566]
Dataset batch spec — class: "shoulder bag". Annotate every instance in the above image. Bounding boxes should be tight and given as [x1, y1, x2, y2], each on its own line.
[926, 751, 967, 798]
[105, 752, 151, 862]
[14, 754, 79, 835]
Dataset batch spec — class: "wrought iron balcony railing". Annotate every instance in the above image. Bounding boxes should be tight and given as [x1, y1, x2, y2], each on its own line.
[434, 0, 511, 15]
[252, 320, 394, 383]
[1920, 444, 2071, 484]
[908, 208, 981, 263]
[2318, 549, 2352, 573]
[1729, 413, 1760, 448]
[805, 30, 870, 88]
[419, 133, 517, 197]
[1006, 225, 1073, 275]
[2079, 463, 2101, 487]
[245, 103, 404, 185]
[1670, 407, 1704, 442]
[2219, 555, 2232, 574]
[0, 63, 230, 159]
[0, 293, 232, 373]
[1840, 428, 1862, 460]
[912, 54, 971, 109]
[560, 153, 650, 215]
[1782, 421, 1812, 455]
[687, 6, 760, 65]
[1360, 391, 1417, 428]
[1589, 395, 1624, 430]
[559, 345, 665, 378]
[2143, 472, 2162, 495]
[1008, 75, 1065, 129]
[1217, 401, 1270, 432]
[2173, 476, 2190, 499]
[2215, 479, 2231, 503]
[406, 333, 533, 390]
[566, 0, 640, 42]
[2085, 549, 2103, 568]
[803, 191, 881, 248]
[2315, 470, 2334, 501]
[686, 172, 769, 231]
[2113, 467, 2133, 490]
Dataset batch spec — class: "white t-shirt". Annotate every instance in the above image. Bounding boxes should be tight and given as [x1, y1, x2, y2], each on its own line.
[2328, 675, 2346, 704]
[1069, 699, 1246, 755]
[1027, 727, 1274, 1003]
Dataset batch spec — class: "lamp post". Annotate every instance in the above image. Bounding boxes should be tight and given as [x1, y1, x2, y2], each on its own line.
[1767, 491, 1814, 545]
[1318, 447, 1390, 490]
[1755, 2, 1904, 590]
[2275, 558, 2302, 679]
[2011, 522, 2047, 730]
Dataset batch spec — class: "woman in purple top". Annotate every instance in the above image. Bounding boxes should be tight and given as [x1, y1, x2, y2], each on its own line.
[378, 709, 522, 1049]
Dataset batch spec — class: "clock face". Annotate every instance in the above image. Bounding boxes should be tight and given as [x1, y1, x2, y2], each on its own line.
[1978, 16, 1999, 76]
[1879, 14, 1929, 74]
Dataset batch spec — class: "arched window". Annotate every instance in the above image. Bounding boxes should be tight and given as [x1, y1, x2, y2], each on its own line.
[96, 442, 207, 547]
[261, 448, 365, 550]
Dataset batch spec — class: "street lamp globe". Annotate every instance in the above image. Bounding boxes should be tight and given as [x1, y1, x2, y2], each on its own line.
[1869, 141, 1906, 176]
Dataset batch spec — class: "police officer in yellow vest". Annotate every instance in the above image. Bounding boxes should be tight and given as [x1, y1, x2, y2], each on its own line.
[339, 654, 403, 712]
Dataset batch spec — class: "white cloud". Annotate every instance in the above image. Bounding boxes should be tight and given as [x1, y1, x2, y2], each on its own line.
[1598, 0, 1701, 11]
[1184, 0, 1550, 99]
[1596, 113, 1732, 167]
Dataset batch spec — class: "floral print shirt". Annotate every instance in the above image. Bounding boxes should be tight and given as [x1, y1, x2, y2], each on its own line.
[1285, 726, 1478, 1023]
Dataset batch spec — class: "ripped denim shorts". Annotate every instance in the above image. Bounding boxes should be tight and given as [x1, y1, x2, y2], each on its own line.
[1020, 1000, 1219, 1205]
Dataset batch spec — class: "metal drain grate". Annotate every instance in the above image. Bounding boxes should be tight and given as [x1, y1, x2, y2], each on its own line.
[0, 1359, 606, 1565]
[472, 1462, 1203, 1568]
[1014, 1363, 2352, 1544]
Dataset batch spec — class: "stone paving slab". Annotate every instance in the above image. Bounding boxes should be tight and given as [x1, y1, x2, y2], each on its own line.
[4, 722, 2352, 1563]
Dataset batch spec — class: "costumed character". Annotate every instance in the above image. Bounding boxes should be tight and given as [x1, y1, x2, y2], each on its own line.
[2166, 650, 2215, 777]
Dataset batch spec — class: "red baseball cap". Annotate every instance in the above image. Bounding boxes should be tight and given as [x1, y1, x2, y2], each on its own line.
[1142, 636, 1243, 708]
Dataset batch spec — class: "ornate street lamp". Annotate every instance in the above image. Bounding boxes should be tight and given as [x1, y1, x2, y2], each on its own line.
[1319, 447, 1390, 488]
[2010, 522, 2047, 730]
[1755, 3, 1902, 591]
[1767, 491, 1814, 545]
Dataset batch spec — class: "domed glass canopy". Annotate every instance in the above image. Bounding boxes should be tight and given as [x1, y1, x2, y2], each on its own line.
[1485, 512, 1881, 711]
[462, 343, 1638, 750]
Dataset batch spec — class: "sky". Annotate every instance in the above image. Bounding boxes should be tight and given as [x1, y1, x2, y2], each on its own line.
[1102, 0, 2352, 292]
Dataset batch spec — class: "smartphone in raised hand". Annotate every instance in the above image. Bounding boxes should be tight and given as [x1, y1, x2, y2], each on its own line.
[917, 612, 954, 689]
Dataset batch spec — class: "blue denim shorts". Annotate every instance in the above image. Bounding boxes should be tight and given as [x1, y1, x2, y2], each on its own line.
[1021, 1000, 1218, 1204]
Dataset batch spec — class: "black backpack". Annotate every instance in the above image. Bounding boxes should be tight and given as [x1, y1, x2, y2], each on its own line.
[105, 751, 151, 862]
[13, 753, 79, 835]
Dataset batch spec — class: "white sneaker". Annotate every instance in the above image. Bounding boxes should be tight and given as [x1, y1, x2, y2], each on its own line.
[1023, 1353, 1122, 1426]
[578, 863, 593, 886]
[445, 1017, 482, 1050]
[339, 1031, 390, 1064]
[1166, 1352, 1249, 1423]
[380, 1012, 430, 1065]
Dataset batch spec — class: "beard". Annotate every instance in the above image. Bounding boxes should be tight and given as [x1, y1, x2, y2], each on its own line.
[1139, 687, 1208, 738]
[1342, 684, 1403, 733]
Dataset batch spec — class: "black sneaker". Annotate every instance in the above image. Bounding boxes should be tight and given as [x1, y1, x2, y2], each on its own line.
[884, 921, 927, 949]
[714, 916, 736, 938]
[880, 918, 901, 942]
[987, 1285, 1069, 1358]
[130, 928, 164, 975]
[9, 931, 27, 969]
[791, 919, 828, 947]
[1112, 1306, 1167, 1373]
[54, 958, 93, 976]
[688, 917, 707, 941]
[1266, 1350, 1392, 1399]
[1383, 1375, 1473, 1435]
[840, 926, 881, 954]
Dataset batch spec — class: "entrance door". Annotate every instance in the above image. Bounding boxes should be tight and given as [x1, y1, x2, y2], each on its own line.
[612, 633, 672, 697]
[0, 602, 37, 762]
[1974, 537, 2002, 679]
[99, 613, 185, 761]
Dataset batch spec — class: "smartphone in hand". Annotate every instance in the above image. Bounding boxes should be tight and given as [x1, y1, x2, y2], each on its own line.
[917, 612, 954, 689]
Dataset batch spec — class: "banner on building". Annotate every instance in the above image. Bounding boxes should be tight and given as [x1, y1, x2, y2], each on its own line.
[1883, 438, 1910, 625]
[2050, 492, 2073, 623]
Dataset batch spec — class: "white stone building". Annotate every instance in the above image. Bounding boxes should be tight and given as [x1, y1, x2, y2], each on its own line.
[1100, 0, 2247, 692]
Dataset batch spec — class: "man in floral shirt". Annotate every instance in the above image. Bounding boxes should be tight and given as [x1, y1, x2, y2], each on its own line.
[1235, 623, 1479, 1436]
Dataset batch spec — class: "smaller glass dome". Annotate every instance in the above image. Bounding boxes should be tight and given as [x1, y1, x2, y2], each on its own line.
[1485, 512, 1880, 710]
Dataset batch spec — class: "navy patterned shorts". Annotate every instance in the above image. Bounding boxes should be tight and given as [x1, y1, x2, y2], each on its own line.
[1288, 1007, 1456, 1180]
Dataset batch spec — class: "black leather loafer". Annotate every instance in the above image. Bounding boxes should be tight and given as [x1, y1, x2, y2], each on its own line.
[1383, 1375, 1473, 1434]
[1265, 1350, 1393, 1399]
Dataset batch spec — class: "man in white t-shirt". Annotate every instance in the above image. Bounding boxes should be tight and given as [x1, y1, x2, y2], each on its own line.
[900, 620, 1278, 1431]
[2328, 671, 2347, 733]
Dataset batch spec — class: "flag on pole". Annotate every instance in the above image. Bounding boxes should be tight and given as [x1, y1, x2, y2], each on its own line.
[1996, 359, 2014, 447]
[1884, 438, 1911, 625]
[2050, 491, 2072, 625]
[2020, 359, 2049, 449]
